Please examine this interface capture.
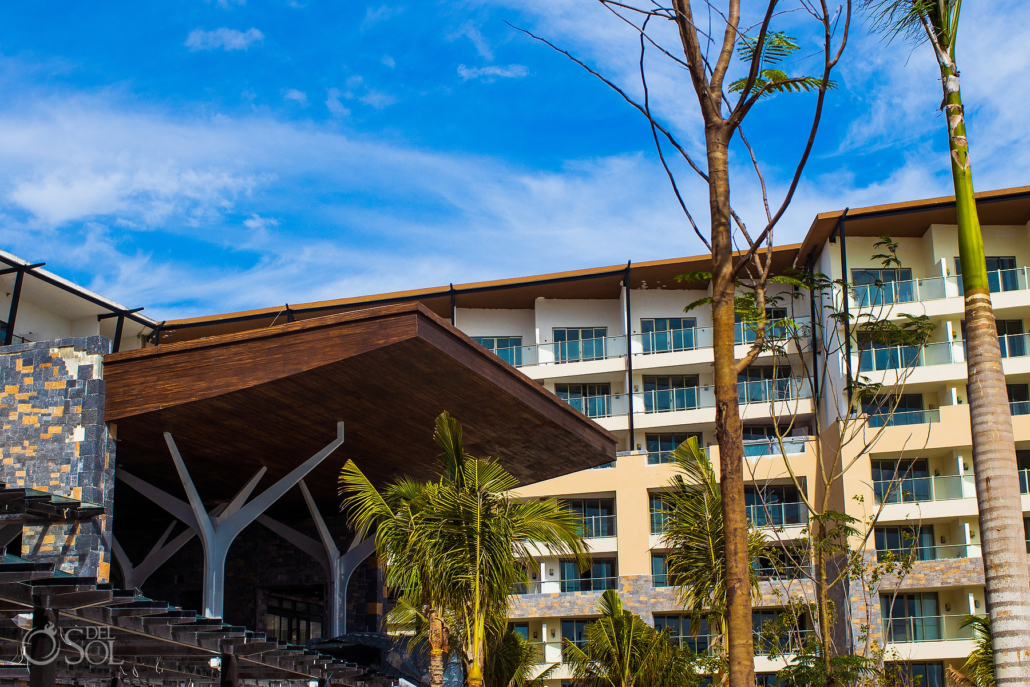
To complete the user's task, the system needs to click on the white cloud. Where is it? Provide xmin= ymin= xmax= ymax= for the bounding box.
xmin=359 ymin=90 xmax=396 ymax=109
xmin=284 ymin=89 xmax=308 ymax=106
xmin=451 ymin=23 xmax=494 ymax=61
xmin=381 ymin=55 xmax=396 ymax=68
xmin=185 ymin=27 xmax=264 ymax=52
xmin=457 ymin=64 xmax=528 ymax=81
xmin=361 ymin=6 xmax=402 ymax=30
xmin=325 ymin=88 xmax=350 ymax=116
xmin=210 ymin=0 xmax=246 ymax=8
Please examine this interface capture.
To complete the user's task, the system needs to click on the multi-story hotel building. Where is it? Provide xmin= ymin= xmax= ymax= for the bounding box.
xmin=2 ymin=186 xmax=1029 ymax=686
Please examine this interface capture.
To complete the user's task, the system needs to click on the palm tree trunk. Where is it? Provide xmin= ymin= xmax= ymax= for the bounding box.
xmin=429 ymin=608 xmax=446 ymax=687
xmin=941 ymin=63 xmax=1030 ymax=686
xmin=708 ymin=129 xmax=755 ymax=687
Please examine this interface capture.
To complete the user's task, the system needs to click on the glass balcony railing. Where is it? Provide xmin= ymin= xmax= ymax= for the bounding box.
xmin=513 ymin=581 xmax=543 ymax=595
xmin=858 ymin=341 xmax=965 ymax=372
xmin=873 ymin=474 xmax=973 ymax=504
xmin=743 ymin=437 xmax=807 ymax=457
xmin=735 ymin=318 xmax=812 ymax=345
xmin=1019 ymin=468 xmax=1030 ymax=495
xmin=884 ymin=614 xmax=979 ymax=643
xmin=559 ymin=576 xmax=619 ymax=593
xmin=737 ymin=378 xmax=813 ymax=404
xmin=1012 ymin=401 xmax=1030 ymax=418
xmin=1000 ymin=333 xmax=1030 ymax=359
xmin=652 ymin=573 xmax=669 ymax=588
xmin=484 ymin=336 xmax=628 ymax=368
xmin=851 ymin=268 xmax=1030 ymax=308
xmin=560 ymin=393 xmax=629 ymax=419
xmin=751 ymin=561 xmax=812 ymax=579
xmin=578 ymin=515 xmax=617 ymax=538
xmin=753 ymin=629 xmax=816 ymax=656
xmin=866 ymin=409 xmax=941 ymax=428
xmin=640 ymin=386 xmax=715 ymax=413
xmin=875 ymin=544 xmax=971 ymax=562
xmin=746 ymin=502 xmax=808 ymax=527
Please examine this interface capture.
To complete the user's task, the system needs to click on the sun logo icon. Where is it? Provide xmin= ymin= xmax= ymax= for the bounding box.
xmin=22 ymin=620 xmax=61 ymax=666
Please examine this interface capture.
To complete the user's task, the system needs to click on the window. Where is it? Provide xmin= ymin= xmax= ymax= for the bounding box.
xmin=561 ymin=619 xmax=590 ymax=657
xmin=753 ymin=609 xmax=809 ymax=655
xmin=852 ymin=267 xmax=915 ymax=306
xmin=880 ymin=592 xmax=941 ymax=642
xmin=1025 ymin=517 xmax=1029 ymax=554
xmin=654 ymin=615 xmax=711 ymax=653
xmin=863 ymin=394 xmax=925 ymax=427
xmin=646 ymin=432 xmax=701 ymax=464
xmin=956 ymin=256 xmax=1019 ymax=293
xmin=1008 ymin=384 xmax=1030 ymax=416
xmin=650 ymin=493 xmax=671 ymax=534
xmin=738 ymin=367 xmax=792 ymax=403
xmin=745 ymin=485 xmax=806 ymax=527
xmin=752 ymin=546 xmax=808 ymax=579
xmin=735 ymin=308 xmax=788 ymax=343
xmin=857 ymin=331 xmax=921 ymax=372
xmin=651 ymin=553 xmax=668 ymax=587
xmin=473 ymin=336 xmax=523 ymax=366
xmin=553 ymin=327 xmax=608 ymax=363
xmin=641 ymin=317 xmax=698 ymax=354
xmin=568 ymin=499 xmax=615 ymax=538
xmin=871 ymin=459 xmax=930 ymax=503
xmin=643 ymin=375 xmax=699 ymax=413
xmin=509 ymin=622 xmax=529 ymax=640
xmin=560 ymin=559 xmax=616 ymax=592
xmin=884 ymin=662 xmax=943 ymax=687
xmin=875 ymin=526 xmax=935 ymax=561
xmin=265 ymin=590 xmax=324 ymax=645
xmin=556 ymin=383 xmax=612 ymax=418
xmin=755 ymin=674 xmax=785 ymax=687
xmin=998 ymin=320 xmax=1026 ymax=358
xmin=1019 ymin=451 xmax=1030 ymax=495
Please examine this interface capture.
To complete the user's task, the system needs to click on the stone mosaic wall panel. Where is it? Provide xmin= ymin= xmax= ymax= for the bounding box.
xmin=0 ymin=337 xmax=114 ymax=581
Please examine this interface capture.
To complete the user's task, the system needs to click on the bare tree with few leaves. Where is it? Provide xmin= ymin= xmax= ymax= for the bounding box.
xmin=516 ymin=2 xmax=851 ymax=685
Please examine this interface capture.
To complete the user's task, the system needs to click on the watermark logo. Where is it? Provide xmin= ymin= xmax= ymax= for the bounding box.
xmin=19 ymin=620 xmax=123 ymax=666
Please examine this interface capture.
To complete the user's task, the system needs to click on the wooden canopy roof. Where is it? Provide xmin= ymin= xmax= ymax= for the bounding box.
xmin=104 ymin=302 xmax=616 ymax=507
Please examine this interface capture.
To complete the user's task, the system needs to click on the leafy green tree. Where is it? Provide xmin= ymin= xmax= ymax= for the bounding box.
xmin=958 ymin=614 xmax=996 ymax=687
xmin=864 ymin=2 xmax=1030 ymax=682
xmin=485 ymin=624 xmax=559 ymax=687
xmin=339 ymin=411 xmax=588 ymax=687
xmin=563 ymin=589 xmax=695 ymax=687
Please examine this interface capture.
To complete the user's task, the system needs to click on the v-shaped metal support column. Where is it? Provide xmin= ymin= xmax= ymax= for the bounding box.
xmin=119 ymin=422 xmax=344 ymax=618
xmin=257 ymin=479 xmax=374 ymax=637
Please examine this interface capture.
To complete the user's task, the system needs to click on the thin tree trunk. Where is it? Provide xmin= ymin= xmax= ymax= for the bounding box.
xmin=941 ymin=63 xmax=1030 ymax=686
xmin=813 ymin=520 xmax=833 ymax=686
xmin=429 ymin=608 xmax=446 ymax=687
xmin=708 ymin=129 xmax=755 ymax=687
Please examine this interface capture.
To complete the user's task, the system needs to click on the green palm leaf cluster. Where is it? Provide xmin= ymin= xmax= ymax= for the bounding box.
xmin=563 ymin=589 xmax=697 ymax=687
xmin=339 ymin=411 xmax=588 ymax=687
xmin=959 ymin=614 xmax=995 ymax=687
xmin=661 ymin=437 xmax=765 ymax=648
xmin=729 ymin=32 xmax=837 ymax=97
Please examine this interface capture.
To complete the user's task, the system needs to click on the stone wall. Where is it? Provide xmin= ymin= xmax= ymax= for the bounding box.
xmin=0 ymin=337 xmax=114 ymax=581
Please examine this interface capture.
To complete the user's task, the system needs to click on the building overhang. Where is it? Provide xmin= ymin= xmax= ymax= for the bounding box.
xmin=103 ymin=302 xmax=617 ymax=506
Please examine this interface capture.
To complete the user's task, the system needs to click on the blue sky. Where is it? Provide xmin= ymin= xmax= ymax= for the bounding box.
xmin=1 ymin=0 xmax=1028 ymax=319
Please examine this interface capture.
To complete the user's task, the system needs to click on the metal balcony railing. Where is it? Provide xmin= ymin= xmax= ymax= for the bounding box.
xmin=743 ymin=437 xmax=807 ymax=457
xmin=850 ymin=268 xmax=1030 ymax=307
xmin=635 ymin=318 xmax=811 ymax=356
xmin=883 ymin=614 xmax=979 ymax=643
xmin=577 ymin=515 xmax=616 ymax=539
xmin=746 ymin=502 xmax=809 ymax=527
xmin=483 ymin=335 xmax=628 ymax=368
xmin=560 ymin=393 xmax=629 ymax=419
xmin=559 ymin=576 xmax=619 ymax=593
xmin=875 ymin=544 xmax=971 ymax=562
xmin=873 ymin=474 xmax=973 ymax=504
xmin=866 ymin=408 xmax=941 ymax=428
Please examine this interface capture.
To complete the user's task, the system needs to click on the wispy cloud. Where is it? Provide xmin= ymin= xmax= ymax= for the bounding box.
xmin=361 ymin=5 xmax=402 ymax=30
xmin=284 ymin=89 xmax=308 ymax=106
xmin=451 ymin=22 xmax=494 ymax=61
xmin=325 ymin=88 xmax=350 ymax=116
xmin=381 ymin=55 xmax=396 ymax=68
xmin=457 ymin=64 xmax=527 ymax=81
xmin=185 ymin=27 xmax=264 ymax=52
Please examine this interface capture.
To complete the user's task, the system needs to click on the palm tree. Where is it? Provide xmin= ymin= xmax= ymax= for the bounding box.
xmin=960 ymin=614 xmax=996 ymax=687
xmin=563 ymin=589 xmax=692 ymax=687
xmin=485 ymin=623 xmax=559 ymax=687
xmin=661 ymin=436 xmax=764 ymax=667
xmin=339 ymin=411 xmax=588 ymax=687
xmin=864 ymin=3 xmax=1030 ymax=682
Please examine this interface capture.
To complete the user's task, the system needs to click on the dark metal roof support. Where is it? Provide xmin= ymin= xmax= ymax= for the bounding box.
xmin=450 ymin=284 xmax=456 ymax=325
xmin=623 ymin=262 xmax=635 ymax=447
xmin=112 ymin=315 xmax=125 ymax=353
xmin=838 ymin=208 xmax=853 ymax=409
xmin=806 ymin=252 xmax=821 ymax=431
xmin=4 ymin=268 xmax=25 ymax=347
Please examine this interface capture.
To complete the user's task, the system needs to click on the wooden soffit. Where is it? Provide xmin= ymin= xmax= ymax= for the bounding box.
xmin=104 ymin=303 xmax=616 ymax=505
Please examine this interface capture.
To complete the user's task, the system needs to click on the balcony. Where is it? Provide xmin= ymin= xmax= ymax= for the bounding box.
xmin=634 ymin=319 xmax=811 ymax=356
xmin=873 ymin=474 xmax=973 ymax=504
xmin=753 ymin=629 xmax=816 ymax=656
xmin=1001 ymin=333 xmax=1030 ymax=359
xmin=858 ymin=341 xmax=965 ymax=372
xmin=746 ymin=502 xmax=809 ymax=527
xmin=875 ymin=544 xmax=971 ymax=562
xmin=850 ymin=268 xmax=1030 ymax=308
xmin=884 ymin=615 xmax=978 ymax=644
xmin=578 ymin=515 xmax=617 ymax=539
xmin=559 ymin=576 xmax=618 ymax=593
xmin=640 ymin=379 xmax=812 ymax=415
xmin=560 ymin=393 xmax=629 ymax=419
xmin=483 ymin=335 xmax=627 ymax=368
xmin=743 ymin=437 xmax=807 ymax=457
xmin=866 ymin=409 xmax=941 ymax=428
